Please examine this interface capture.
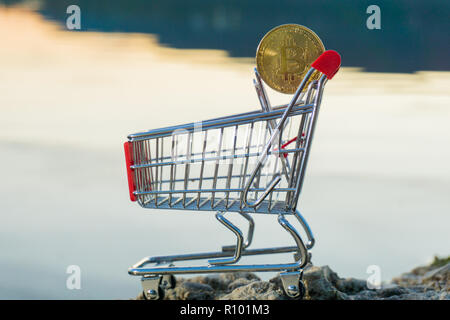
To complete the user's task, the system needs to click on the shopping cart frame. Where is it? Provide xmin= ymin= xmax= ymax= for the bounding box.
xmin=124 ymin=50 xmax=341 ymax=299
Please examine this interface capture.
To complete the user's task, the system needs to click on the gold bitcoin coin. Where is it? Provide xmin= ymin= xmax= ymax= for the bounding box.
xmin=256 ymin=24 xmax=325 ymax=94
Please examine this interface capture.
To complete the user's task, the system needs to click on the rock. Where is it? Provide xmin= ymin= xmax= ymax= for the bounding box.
xmin=220 ymin=281 xmax=283 ymax=300
xmin=423 ymin=263 xmax=449 ymax=283
xmin=227 ymin=278 xmax=255 ymax=291
xmin=392 ymin=256 xmax=450 ymax=294
xmin=134 ymin=256 xmax=450 ymax=300
xmin=302 ymin=265 xmax=349 ymax=300
xmin=164 ymin=281 xmax=215 ymax=300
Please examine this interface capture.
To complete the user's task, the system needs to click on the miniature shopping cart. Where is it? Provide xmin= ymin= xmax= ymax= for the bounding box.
xmin=124 ymin=50 xmax=341 ymax=299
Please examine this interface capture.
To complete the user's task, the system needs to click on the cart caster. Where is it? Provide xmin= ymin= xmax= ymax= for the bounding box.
xmin=283 ymin=280 xmax=305 ymax=300
xmin=141 ymin=275 xmax=166 ymax=300
xmin=280 ymin=271 xmax=305 ymax=300
xmin=141 ymin=287 xmax=165 ymax=300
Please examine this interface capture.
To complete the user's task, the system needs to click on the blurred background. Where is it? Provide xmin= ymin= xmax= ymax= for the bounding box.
xmin=0 ymin=0 xmax=449 ymax=299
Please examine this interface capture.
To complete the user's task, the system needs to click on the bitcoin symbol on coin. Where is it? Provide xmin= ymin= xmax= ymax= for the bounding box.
xmin=256 ymin=24 xmax=325 ymax=94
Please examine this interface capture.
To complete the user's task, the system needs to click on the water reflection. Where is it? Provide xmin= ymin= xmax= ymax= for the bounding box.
xmin=2 ymin=0 xmax=450 ymax=72
xmin=0 ymin=6 xmax=449 ymax=299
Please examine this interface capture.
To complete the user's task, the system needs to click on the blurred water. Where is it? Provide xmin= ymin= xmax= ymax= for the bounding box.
xmin=3 ymin=0 xmax=450 ymax=72
xmin=0 ymin=7 xmax=449 ymax=299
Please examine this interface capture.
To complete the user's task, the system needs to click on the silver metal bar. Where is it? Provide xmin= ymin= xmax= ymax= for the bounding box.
xmin=129 ymin=261 xmax=303 ymax=276
xmin=154 ymin=138 xmax=159 ymax=207
xmin=277 ymin=214 xmax=308 ymax=268
xmin=182 ymin=132 xmax=193 ymax=207
xmin=134 ymin=187 xmax=296 ymax=196
xmin=172 ymin=197 xmax=183 ymax=206
xmin=221 ymin=212 xmax=255 ymax=252
xmin=141 ymin=141 xmax=149 ymax=204
xmin=199 ymin=197 xmax=211 ymax=209
xmin=211 ymin=128 xmax=224 ymax=209
xmin=197 ymin=131 xmax=208 ymax=209
xmin=239 ymin=123 xmax=254 ymax=209
xmin=185 ymin=197 xmax=198 ymax=208
xmin=294 ymin=210 xmax=315 ymax=249
xmin=130 ymin=147 xmax=305 ymax=169
xmin=225 ymin=126 xmax=238 ymax=208
xmin=139 ymin=198 xmax=299 ymax=214
xmin=268 ymin=147 xmax=279 ymax=211
xmin=253 ymin=68 xmax=273 ymax=116
xmin=155 ymin=172 xmax=289 ymax=185
xmin=208 ymin=211 xmax=244 ymax=265
xmin=159 ymin=138 xmax=164 ymax=193
xmin=147 ymin=140 xmax=155 ymax=203
xmin=239 ymin=212 xmax=255 ymax=249
xmin=157 ymin=196 xmax=169 ymax=206
xmin=253 ymin=121 xmax=270 ymax=204
xmin=134 ymin=141 xmax=142 ymax=203
xmin=169 ymin=135 xmax=176 ymax=206
xmin=132 ymin=245 xmax=300 ymax=267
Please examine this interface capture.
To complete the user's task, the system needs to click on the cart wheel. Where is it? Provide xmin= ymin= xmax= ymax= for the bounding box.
xmin=283 ymin=280 xmax=306 ymax=300
xmin=161 ymin=274 xmax=176 ymax=289
xmin=142 ymin=286 xmax=165 ymax=300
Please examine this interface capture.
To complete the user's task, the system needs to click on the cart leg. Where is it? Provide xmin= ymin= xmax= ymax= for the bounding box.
xmin=277 ymin=214 xmax=309 ymax=268
xmin=277 ymin=214 xmax=309 ymax=299
xmin=208 ymin=211 xmax=244 ymax=265
xmin=293 ymin=210 xmax=315 ymax=249
xmin=221 ymin=211 xmax=255 ymax=252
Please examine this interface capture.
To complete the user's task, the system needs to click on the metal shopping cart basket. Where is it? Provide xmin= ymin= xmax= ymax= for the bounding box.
xmin=124 ymin=50 xmax=341 ymax=299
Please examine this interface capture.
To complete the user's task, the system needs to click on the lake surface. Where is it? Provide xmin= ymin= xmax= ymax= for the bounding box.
xmin=4 ymin=0 xmax=450 ymax=73
xmin=0 ymin=6 xmax=449 ymax=299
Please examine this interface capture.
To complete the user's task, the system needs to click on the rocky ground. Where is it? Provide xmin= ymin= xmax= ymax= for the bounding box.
xmin=135 ymin=256 xmax=449 ymax=300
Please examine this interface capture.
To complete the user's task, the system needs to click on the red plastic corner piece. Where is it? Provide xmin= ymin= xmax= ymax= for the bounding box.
xmin=311 ymin=50 xmax=341 ymax=80
xmin=124 ymin=141 xmax=137 ymax=202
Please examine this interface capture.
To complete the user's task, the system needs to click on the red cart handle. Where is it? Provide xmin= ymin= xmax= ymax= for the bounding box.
xmin=311 ymin=50 xmax=341 ymax=80
xmin=124 ymin=142 xmax=137 ymax=202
